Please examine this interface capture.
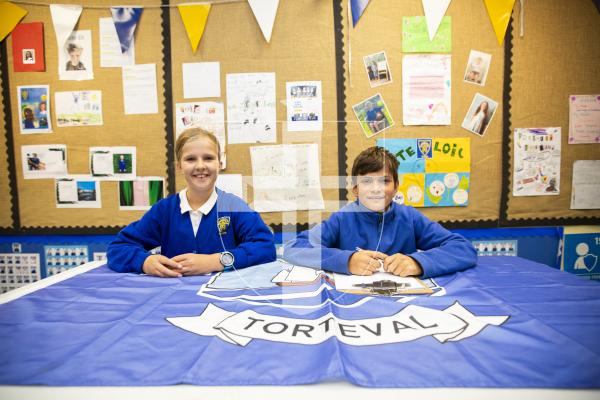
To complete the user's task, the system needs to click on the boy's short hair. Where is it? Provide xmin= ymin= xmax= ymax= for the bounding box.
xmin=67 ymin=43 xmax=82 ymax=53
xmin=175 ymin=127 xmax=221 ymax=162
xmin=351 ymin=146 xmax=399 ymax=185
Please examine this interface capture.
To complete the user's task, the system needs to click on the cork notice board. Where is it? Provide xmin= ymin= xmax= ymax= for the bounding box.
xmin=0 ymin=0 xmax=599 ymax=233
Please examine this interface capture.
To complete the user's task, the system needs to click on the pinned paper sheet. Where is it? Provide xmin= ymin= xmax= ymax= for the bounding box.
xmin=248 ymin=0 xmax=279 ymax=42
xmin=0 ymin=1 xmax=27 ymax=42
xmin=422 ymin=0 xmax=451 ymax=41
xmin=49 ymin=4 xmax=82 ymax=49
xmin=111 ymin=7 xmax=143 ymax=53
xmin=350 ymin=0 xmax=372 ymax=27
xmin=178 ymin=3 xmax=211 ymax=53
xmin=483 ymin=0 xmax=516 ymax=45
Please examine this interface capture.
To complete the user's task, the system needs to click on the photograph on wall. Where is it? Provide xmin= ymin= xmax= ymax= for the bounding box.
xmin=90 ymin=146 xmax=136 ymax=180
xmin=118 ymin=177 xmax=164 ymax=211
xmin=226 ymin=72 xmax=276 ymax=144
xmin=55 ymin=90 xmax=103 ymax=127
xmin=463 ymin=50 xmax=491 ymax=86
xmin=352 ymin=93 xmax=394 ymax=138
xmin=17 ymin=85 xmax=51 ymax=134
xmin=55 ymin=176 xmax=101 ymax=208
xmin=21 ymin=144 xmax=67 ymax=179
xmin=377 ymin=137 xmax=471 ymax=207
xmin=513 ymin=127 xmax=561 ymax=196
xmin=175 ymin=101 xmax=226 ymax=168
xmin=44 ymin=245 xmax=89 ymax=276
xmin=461 ymin=93 xmax=498 ymax=137
xmin=285 ymin=81 xmax=323 ymax=132
xmin=363 ymin=51 xmax=392 ymax=87
xmin=11 ymin=22 xmax=45 ymax=72
xmin=0 ymin=253 xmax=40 ymax=294
xmin=58 ymin=30 xmax=93 ymax=81
xmin=568 ymin=94 xmax=600 ymax=144
xmin=402 ymin=54 xmax=451 ymax=125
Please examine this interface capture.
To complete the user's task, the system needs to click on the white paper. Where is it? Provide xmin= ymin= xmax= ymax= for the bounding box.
xmin=89 ymin=146 xmax=136 ymax=181
xmin=182 ymin=62 xmax=220 ymax=99
xmin=59 ymin=30 xmax=93 ymax=81
xmin=21 ymin=145 xmax=68 ymax=179
xmin=571 ymin=160 xmax=600 ymax=209
xmin=402 ymin=54 xmax=451 ymax=125
xmin=285 ymin=265 xmax=321 ymax=282
xmin=122 ymin=64 xmax=158 ymax=115
xmin=568 ymin=94 xmax=600 ymax=144
xmin=250 ymin=143 xmax=324 ymax=212
xmin=226 ymin=73 xmax=276 ymax=144
xmin=99 ymin=17 xmax=135 ymax=67
xmin=513 ymin=127 xmax=561 ymax=196
xmin=55 ymin=175 xmax=101 ymax=208
xmin=175 ymin=101 xmax=226 ymax=168
xmin=55 ymin=91 xmax=103 ymax=127
xmin=286 ymin=81 xmax=323 ymax=132
xmin=216 ymin=174 xmax=243 ymax=200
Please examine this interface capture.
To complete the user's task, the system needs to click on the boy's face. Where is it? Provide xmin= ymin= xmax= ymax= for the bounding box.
xmin=352 ymin=167 xmax=398 ymax=212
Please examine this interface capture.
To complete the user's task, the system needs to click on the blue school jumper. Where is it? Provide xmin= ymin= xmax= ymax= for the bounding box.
xmin=283 ymin=201 xmax=477 ymax=278
xmin=108 ymin=188 xmax=276 ymax=273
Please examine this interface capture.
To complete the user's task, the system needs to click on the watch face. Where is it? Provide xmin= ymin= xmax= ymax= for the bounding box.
xmin=221 ymin=252 xmax=234 ymax=266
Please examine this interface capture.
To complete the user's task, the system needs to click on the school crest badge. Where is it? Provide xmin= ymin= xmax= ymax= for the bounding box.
xmin=217 ymin=216 xmax=231 ymax=235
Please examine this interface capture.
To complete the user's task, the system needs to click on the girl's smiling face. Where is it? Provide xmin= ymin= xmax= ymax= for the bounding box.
xmin=177 ymin=136 xmax=220 ymax=195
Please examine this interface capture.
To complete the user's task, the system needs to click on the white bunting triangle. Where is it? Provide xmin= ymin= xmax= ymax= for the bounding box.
xmin=247 ymin=0 xmax=279 ymax=43
xmin=422 ymin=0 xmax=451 ymax=41
xmin=49 ymin=4 xmax=82 ymax=49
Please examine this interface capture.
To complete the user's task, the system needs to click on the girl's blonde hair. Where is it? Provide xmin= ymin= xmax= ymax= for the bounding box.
xmin=175 ymin=127 xmax=221 ymax=162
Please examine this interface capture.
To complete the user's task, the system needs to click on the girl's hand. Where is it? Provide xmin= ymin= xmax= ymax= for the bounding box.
xmin=383 ymin=253 xmax=423 ymax=277
xmin=171 ymin=253 xmax=222 ymax=276
xmin=142 ymin=255 xmax=183 ymax=278
xmin=348 ymin=250 xmax=387 ymax=276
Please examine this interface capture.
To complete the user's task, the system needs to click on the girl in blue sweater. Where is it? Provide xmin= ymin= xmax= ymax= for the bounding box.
xmin=108 ymin=128 xmax=276 ymax=277
xmin=283 ymin=146 xmax=476 ymax=278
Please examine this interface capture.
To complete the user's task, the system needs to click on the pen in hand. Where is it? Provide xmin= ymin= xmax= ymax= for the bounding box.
xmin=355 ymin=247 xmax=385 ymax=272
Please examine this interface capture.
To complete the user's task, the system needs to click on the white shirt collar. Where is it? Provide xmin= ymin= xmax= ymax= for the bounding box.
xmin=179 ymin=188 xmax=218 ymax=215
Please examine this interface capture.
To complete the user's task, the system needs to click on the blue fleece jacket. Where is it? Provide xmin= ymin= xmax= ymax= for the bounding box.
xmin=108 ymin=188 xmax=276 ymax=273
xmin=283 ymin=201 xmax=477 ymax=278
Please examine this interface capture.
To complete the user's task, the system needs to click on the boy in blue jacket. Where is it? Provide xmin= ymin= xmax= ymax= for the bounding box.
xmin=108 ymin=128 xmax=276 ymax=277
xmin=283 ymin=146 xmax=476 ymax=278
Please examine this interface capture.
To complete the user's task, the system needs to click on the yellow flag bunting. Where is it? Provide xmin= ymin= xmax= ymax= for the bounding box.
xmin=178 ymin=3 xmax=212 ymax=53
xmin=0 ymin=1 xmax=27 ymax=42
xmin=483 ymin=0 xmax=516 ymax=45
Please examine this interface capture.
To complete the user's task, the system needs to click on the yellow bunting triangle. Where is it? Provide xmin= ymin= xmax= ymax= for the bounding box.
xmin=178 ymin=3 xmax=212 ymax=53
xmin=0 ymin=2 xmax=27 ymax=42
xmin=483 ymin=0 xmax=516 ymax=45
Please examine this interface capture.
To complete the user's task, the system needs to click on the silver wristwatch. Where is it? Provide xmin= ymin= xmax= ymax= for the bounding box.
xmin=219 ymin=251 xmax=235 ymax=271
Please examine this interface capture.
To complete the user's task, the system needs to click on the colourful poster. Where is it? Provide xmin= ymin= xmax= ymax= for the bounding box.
xmin=402 ymin=16 xmax=451 ymax=53
xmin=377 ymin=137 xmax=470 ymax=207
xmin=11 ymin=22 xmax=45 ymax=72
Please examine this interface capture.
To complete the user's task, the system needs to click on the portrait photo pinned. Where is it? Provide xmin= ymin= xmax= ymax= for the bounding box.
xmin=17 ymin=85 xmax=52 ymax=134
xmin=461 ymin=93 xmax=498 ymax=137
xmin=463 ymin=50 xmax=491 ymax=86
xmin=89 ymin=146 xmax=136 ymax=180
xmin=352 ymin=93 xmax=395 ymax=138
xmin=22 ymin=49 xmax=35 ymax=64
xmin=21 ymin=144 xmax=67 ymax=179
xmin=59 ymin=30 xmax=93 ymax=81
xmin=363 ymin=51 xmax=392 ymax=87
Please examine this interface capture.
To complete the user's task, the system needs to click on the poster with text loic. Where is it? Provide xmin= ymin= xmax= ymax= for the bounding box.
xmin=377 ymin=138 xmax=470 ymax=207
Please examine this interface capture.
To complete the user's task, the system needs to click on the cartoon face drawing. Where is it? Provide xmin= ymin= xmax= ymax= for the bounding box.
xmin=429 ymin=180 xmax=445 ymax=197
xmin=452 ymin=189 xmax=469 ymax=205
xmin=444 ymin=173 xmax=459 ymax=189
xmin=393 ymin=191 xmax=405 ymax=205
xmin=406 ymin=185 xmax=423 ymax=203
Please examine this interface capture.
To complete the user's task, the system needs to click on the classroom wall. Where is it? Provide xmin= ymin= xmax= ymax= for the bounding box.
xmin=0 ymin=0 xmax=598 ymax=234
